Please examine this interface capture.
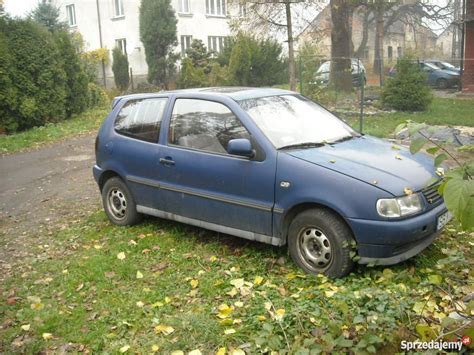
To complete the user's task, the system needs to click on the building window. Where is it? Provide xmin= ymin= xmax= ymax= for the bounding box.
xmin=113 ymin=0 xmax=124 ymax=17
xmin=387 ymin=46 xmax=393 ymax=61
xmin=208 ymin=36 xmax=227 ymax=53
xmin=397 ymin=46 xmax=402 ymax=58
xmin=116 ymin=38 xmax=127 ymax=55
xmin=239 ymin=4 xmax=247 ymax=17
xmin=66 ymin=4 xmax=76 ymax=27
xmin=181 ymin=35 xmax=192 ymax=56
xmin=206 ymin=0 xmax=226 ymax=16
xmin=178 ymin=0 xmax=191 ymax=13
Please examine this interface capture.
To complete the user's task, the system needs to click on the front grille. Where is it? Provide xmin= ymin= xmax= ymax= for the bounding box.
xmin=422 ymin=183 xmax=443 ymax=205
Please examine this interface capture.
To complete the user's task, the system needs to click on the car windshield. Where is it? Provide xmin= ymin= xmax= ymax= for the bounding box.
xmin=424 ymin=63 xmax=441 ymax=70
xmin=239 ymin=95 xmax=357 ymax=149
xmin=440 ymin=61 xmax=456 ymax=69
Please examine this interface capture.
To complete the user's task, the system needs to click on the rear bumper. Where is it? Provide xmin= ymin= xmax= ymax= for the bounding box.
xmin=347 ymin=202 xmax=447 ymax=265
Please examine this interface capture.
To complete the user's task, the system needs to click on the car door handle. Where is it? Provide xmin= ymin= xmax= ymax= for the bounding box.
xmin=159 ymin=157 xmax=175 ymax=166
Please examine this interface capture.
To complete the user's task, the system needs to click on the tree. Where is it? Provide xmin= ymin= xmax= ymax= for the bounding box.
xmin=0 ymin=17 xmax=67 ymax=132
xmin=55 ymin=31 xmax=89 ymax=116
xmin=185 ymin=39 xmax=212 ymax=74
xmin=112 ymin=47 xmax=130 ymax=91
xmin=230 ymin=0 xmax=326 ymax=91
xmin=177 ymin=58 xmax=208 ymax=89
xmin=30 ymin=1 xmax=67 ymax=32
xmin=330 ymin=0 xmax=353 ymax=92
xmin=139 ymin=0 xmax=179 ymax=88
xmin=381 ymin=56 xmax=432 ymax=111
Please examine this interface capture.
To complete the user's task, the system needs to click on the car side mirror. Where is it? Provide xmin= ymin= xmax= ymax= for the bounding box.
xmin=227 ymin=138 xmax=255 ymax=158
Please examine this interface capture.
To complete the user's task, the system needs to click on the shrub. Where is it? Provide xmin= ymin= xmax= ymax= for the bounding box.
xmin=125 ymin=82 xmax=162 ymax=94
xmin=87 ymin=82 xmax=109 ymax=108
xmin=177 ymin=58 xmax=208 ymax=89
xmin=381 ymin=57 xmax=433 ymax=111
xmin=112 ymin=47 xmax=130 ymax=91
xmin=0 ymin=17 xmax=67 ymax=132
xmin=55 ymin=31 xmax=89 ymax=117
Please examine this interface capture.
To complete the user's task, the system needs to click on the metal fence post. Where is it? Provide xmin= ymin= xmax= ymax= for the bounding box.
xmin=359 ymin=60 xmax=364 ymax=134
xmin=299 ymin=55 xmax=303 ymax=95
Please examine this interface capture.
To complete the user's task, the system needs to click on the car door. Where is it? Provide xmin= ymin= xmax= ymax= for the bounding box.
xmin=157 ymin=96 xmax=276 ymax=237
xmin=111 ymin=97 xmax=168 ymax=210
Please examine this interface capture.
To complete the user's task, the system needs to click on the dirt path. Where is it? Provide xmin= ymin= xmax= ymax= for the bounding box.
xmin=0 ymin=133 xmax=101 ymax=282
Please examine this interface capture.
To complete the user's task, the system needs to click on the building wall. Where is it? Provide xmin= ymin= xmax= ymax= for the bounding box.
xmin=55 ymin=0 xmax=233 ymax=87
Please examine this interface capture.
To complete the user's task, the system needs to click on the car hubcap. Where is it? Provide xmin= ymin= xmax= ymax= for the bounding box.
xmin=107 ymin=188 xmax=127 ymax=220
xmin=298 ymin=227 xmax=332 ymax=269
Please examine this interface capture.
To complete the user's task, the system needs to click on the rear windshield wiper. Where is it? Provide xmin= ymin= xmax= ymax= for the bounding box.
xmin=277 ymin=142 xmax=326 ymax=150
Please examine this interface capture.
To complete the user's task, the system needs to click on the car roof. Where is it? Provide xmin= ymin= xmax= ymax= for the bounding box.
xmin=113 ymin=87 xmax=295 ymax=106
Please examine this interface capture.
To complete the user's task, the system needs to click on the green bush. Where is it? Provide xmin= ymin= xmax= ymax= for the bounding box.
xmin=177 ymin=58 xmax=208 ymax=89
xmin=0 ymin=17 xmax=67 ymax=132
xmin=87 ymin=82 xmax=109 ymax=108
xmin=55 ymin=31 xmax=89 ymax=117
xmin=125 ymin=82 xmax=162 ymax=94
xmin=112 ymin=47 xmax=130 ymax=91
xmin=382 ymin=57 xmax=433 ymax=111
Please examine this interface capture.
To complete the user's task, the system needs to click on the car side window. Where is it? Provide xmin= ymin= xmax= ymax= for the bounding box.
xmin=169 ymin=99 xmax=251 ymax=155
xmin=114 ymin=98 xmax=167 ymax=143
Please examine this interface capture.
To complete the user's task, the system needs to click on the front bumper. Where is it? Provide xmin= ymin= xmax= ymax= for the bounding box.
xmin=92 ymin=164 xmax=104 ymax=185
xmin=347 ymin=202 xmax=448 ymax=265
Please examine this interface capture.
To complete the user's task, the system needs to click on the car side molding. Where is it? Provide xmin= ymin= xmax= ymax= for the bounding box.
xmin=136 ymin=205 xmax=285 ymax=246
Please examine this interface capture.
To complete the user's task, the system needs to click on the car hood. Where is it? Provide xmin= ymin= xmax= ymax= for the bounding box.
xmin=440 ymin=69 xmax=460 ymax=76
xmin=286 ymin=136 xmax=440 ymax=196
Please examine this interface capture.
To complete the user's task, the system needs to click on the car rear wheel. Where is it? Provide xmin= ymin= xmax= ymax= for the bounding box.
xmin=437 ymin=78 xmax=448 ymax=89
xmin=288 ymin=208 xmax=355 ymax=278
xmin=102 ymin=177 xmax=142 ymax=226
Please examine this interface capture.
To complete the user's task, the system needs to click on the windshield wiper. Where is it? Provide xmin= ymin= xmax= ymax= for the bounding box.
xmin=277 ymin=142 xmax=326 ymax=150
xmin=328 ymin=135 xmax=357 ymax=145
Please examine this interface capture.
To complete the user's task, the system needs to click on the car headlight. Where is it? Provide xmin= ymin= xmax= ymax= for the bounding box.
xmin=376 ymin=193 xmax=423 ymax=218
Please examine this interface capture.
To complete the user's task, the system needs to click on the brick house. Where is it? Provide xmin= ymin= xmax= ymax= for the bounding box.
xmin=462 ymin=0 xmax=474 ymax=93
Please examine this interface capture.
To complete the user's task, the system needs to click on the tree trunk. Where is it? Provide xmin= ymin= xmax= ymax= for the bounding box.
xmin=330 ymin=0 xmax=353 ymax=92
xmin=285 ymin=2 xmax=296 ymax=91
xmin=373 ymin=4 xmax=384 ymax=81
xmin=354 ymin=8 xmax=371 ymax=58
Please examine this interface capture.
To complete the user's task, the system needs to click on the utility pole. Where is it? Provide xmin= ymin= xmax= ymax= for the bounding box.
xmin=96 ymin=0 xmax=106 ymax=88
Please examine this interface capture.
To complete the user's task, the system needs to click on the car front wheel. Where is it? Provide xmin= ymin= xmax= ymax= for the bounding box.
xmin=437 ymin=78 xmax=448 ymax=89
xmin=288 ymin=208 xmax=355 ymax=278
xmin=102 ymin=177 xmax=142 ymax=226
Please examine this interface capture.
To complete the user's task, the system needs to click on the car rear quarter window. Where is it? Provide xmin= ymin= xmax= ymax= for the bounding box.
xmin=114 ymin=98 xmax=167 ymax=143
xmin=169 ymin=99 xmax=250 ymax=154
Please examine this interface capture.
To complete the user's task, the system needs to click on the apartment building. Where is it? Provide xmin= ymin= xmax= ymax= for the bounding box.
xmin=55 ymin=0 xmax=239 ymax=87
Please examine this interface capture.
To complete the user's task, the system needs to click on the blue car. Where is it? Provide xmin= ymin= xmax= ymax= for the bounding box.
xmin=94 ymin=88 xmax=450 ymax=278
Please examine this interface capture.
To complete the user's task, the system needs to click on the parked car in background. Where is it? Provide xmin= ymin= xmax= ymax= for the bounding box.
xmin=315 ymin=59 xmax=366 ymax=87
xmin=389 ymin=61 xmax=460 ymax=89
xmin=424 ymin=60 xmax=460 ymax=74
xmin=94 ymin=87 xmax=450 ymax=278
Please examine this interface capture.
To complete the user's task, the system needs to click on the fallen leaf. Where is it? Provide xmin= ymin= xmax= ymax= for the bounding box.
xmin=224 ymin=328 xmax=236 ymax=335
xmin=21 ymin=324 xmax=30 ymax=331
xmin=151 ymin=344 xmax=159 ymax=352
xmin=136 ymin=271 xmax=144 ymax=279
xmin=93 ymin=244 xmax=102 ymax=250
xmin=76 ymin=283 xmax=84 ymax=292
xmin=188 ymin=350 xmax=202 ymax=355
xmin=155 ymin=324 xmax=175 ymax=335
xmin=234 ymin=301 xmax=244 ymax=308
xmin=217 ymin=304 xmax=233 ymax=319
xmin=171 ymin=351 xmax=184 ymax=355
xmin=209 ymin=256 xmax=218 ymax=262
xmin=230 ymin=278 xmax=244 ymax=288
xmin=231 ymin=350 xmax=245 ymax=355
xmin=216 ymin=348 xmax=226 ymax=355
xmin=329 ymin=160 xmax=336 ymax=164
xmin=117 ymin=252 xmax=126 ymax=260
xmin=190 ymin=279 xmax=199 ymax=289
xmin=119 ymin=345 xmax=130 ymax=353
xmin=395 ymin=154 xmax=402 ymax=160
xmin=136 ymin=301 xmax=144 ymax=308
xmin=42 ymin=333 xmax=53 ymax=340
xmin=404 ymin=187 xmax=413 ymax=195
xmin=258 ymin=315 xmax=266 ymax=321
xmin=254 ymin=276 xmax=264 ymax=285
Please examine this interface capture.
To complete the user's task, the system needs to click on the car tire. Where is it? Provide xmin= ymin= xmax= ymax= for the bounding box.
xmin=437 ymin=78 xmax=448 ymax=89
xmin=102 ymin=177 xmax=142 ymax=226
xmin=288 ymin=208 xmax=355 ymax=278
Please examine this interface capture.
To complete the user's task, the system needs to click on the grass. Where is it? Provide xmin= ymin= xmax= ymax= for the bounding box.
xmin=346 ymin=97 xmax=474 ymax=138
xmin=0 ymin=107 xmax=109 ymax=154
xmin=1 ymin=211 xmax=472 ymax=353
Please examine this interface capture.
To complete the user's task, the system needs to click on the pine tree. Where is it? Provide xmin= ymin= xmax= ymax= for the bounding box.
xmin=112 ymin=47 xmax=130 ymax=91
xmin=139 ymin=0 xmax=178 ymax=88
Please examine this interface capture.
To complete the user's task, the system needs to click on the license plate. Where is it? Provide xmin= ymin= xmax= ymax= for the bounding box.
xmin=437 ymin=211 xmax=453 ymax=231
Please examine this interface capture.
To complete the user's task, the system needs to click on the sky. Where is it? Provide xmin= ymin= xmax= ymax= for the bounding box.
xmin=4 ymin=0 xmax=41 ymax=17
